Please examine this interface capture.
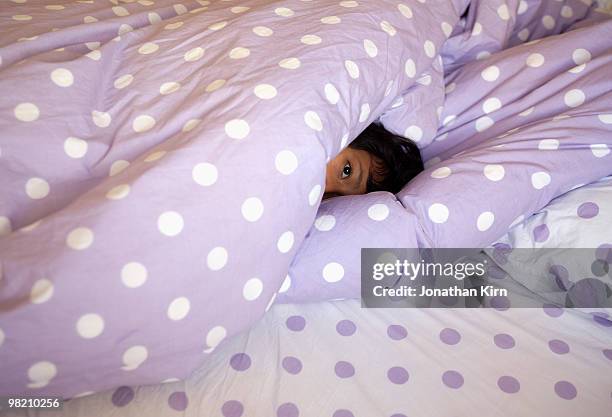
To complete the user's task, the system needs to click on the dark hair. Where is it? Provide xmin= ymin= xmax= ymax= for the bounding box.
xmin=348 ymin=123 xmax=423 ymax=194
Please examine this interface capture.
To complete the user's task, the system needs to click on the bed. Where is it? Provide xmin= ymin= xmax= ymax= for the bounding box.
xmin=0 ymin=0 xmax=611 ymax=415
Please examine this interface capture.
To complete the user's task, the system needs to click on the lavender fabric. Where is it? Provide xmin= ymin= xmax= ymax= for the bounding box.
xmin=0 ymin=0 xmax=466 ymax=397
xmin=280 ymin=9 xmax=612 ymax=302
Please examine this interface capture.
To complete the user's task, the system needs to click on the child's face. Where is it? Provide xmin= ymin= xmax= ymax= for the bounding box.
xmin=324 ymin=147 xmax=378 ymax=198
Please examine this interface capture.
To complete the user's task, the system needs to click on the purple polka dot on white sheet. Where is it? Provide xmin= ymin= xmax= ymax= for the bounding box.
xmin=222 ymin=400 xmax=244 ymax=417
xmin=277 ymin=402 xmax=299 ymax=417
xmin=333 ymin=410 xmax=355 ymax=417
xmin=335 ymin=361 xmax=355 ymax=378
xmin=548 ymin=339 xmax=570 ymax=354
xmin=168 ymin=391 xmax=188 ymax=411
xmin=442 ymin=370 xmax=464 ymax=389
xmin=230 ymin=353 xmax=251 ymax=371
xmin=282 ymin=356 xmax=303 ymax=374
xmin=577 ymin=202 xmax=599 ymax=218
xmin=554 ymin=381 xmax=577 ymax=400
xmin=439 ymin=328 xmax=461 ymax=345
xmin=543 ymin=304 xmax=564 ymax=317
xmin=533 ymin=224 xmax=549 ymax=242
xmin=491 ymin=295 xmax=510 ymax=310
xmin=603 ymin=349 xmax=612 ymax=360
xmin=111 ymin=386 xmax=134 ymax=407
xmin=336 ymin=319 xmax=356 ymax=336
xmin=595 ymin=244 xmax=612 ymax=263
xmin=390 ymin=414 xmax=407 ymax=417
xmin=387 ymin=366 xmax=409 ymax=384
xmin=494 ymin=333 xmax=515 ymax=349
xmin=387 ymin=324 xmax=407 ymax=340
xmin=591 ymin=312 xmax=612 ymax=327
xmin=286 ymin=315 xmax=306 ymax=331
xmin=498 ymin=376 xmax=520 ymax=393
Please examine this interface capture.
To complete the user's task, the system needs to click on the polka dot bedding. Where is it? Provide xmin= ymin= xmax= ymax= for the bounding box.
xmin=0 ymin=0 xmax=466 ymax=398
xmin=4 ymin=301 xmax=612 ymax=416
xmin=283 ymin=10 xmax=612 ymax=303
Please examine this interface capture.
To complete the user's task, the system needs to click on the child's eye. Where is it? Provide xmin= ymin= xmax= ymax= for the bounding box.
xmin=341 ymin=162 xmax=352 ymax=179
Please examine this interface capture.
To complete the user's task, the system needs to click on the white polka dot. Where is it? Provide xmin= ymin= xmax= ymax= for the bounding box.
xmin=481 ymin=65 xmax=500 ymax=82
xmin=385 ymin=80 xmax=394 ymax=97
xmin=50 ymin=68 xmax=73 ymax=87
xmin=345 ymin=60 xmax=359 ymax=79
xmin=0 ymin=216 xmax=11 ymax=237
xmin=304 ymin=111 xmax=323 ymax=131
xmin=279 ymin=57 xmax=301 ymax=69
xmin=321 ymin=16 xmax=341 ymax=24
xmin=277 ymin=231 xmax=294 ymax=253
xmin=207 ymin=246 xmax=228 ymax=271
xmin=526 ymin=53 xmax=545 ymax=68
xmin=14 ymin=102 xmax=39 ymax=122
xmin=542 ymin=15 xmax=555 ymax=30
xmin=275 ymin=7 xmax=294 ymax=17
xmin=109 ymin=160 xmax=129 ymax=176
xmin=591 ymin=144 xmax=610 ymax=158
xmin=363 ymin=39 xmax=378 ymax=57
xmin=279 ymin=275 xmax=291 ymax=293
xmin=482 ymin=97 xmax=502 ymax=114
xmin=325 ymin=83 xmax=340 ymax=104
xmin=114 ymin=74 xmax=133 ymax=89
xmin=66 ymin=227 xmax=94 ymax=250
xmin=253 ymin=84 xmax=277 ymax=100
xmin=63 ymin=137 xmax=88 ymax=159
xmin=253 ymin=26 xmax=273 ymax=36
xmin=160 ymin=82 xmax=180 ymax=95
xmin=46 ymin=4 xmax=65 ymax=10
xmin=517 ymin=0 xmax=528 ymax=14
xmin=340 ymin=0 xmax=359 ymax=7
xmin=418 ymin=75 xmax=432 ymax=86
xmin=121 ymin=262 xmax=148 ymax=288
xmin=231 ymin=6 xmax=249 ymax=13
xmin=472 ymin=22 xmax=482 ymax=36
xmin=192 ymin=162 xmax=218 ymax=186
xmin=476 ymin=51 xmax=491 ymax=61
xmin=315 ymin=214 xmax=336 ymax=231
xmin=561 ymin=5 xmax=573 ymax=18
xmin=380 ymin=20 xmax=396 ymax=36
xmin=275 ymin=150 xmax=298 ymax=175
xmin=113 ymin=6 xmax=130 ymax=16
xmin=598 ymin=114 xmax=612 ymax=124
xmin=431 ymin=166 xmax=451 ymax=179
xmin=398 ymin=3 xmax=413 ymax=18
xmin=538 ymin=139 xmax=559 ymax=150
xmin=323 ymin=262 xmax=344 ymax=282
xmin=229 ymin=47 xmax=250 ymax=59
xmin=428 ymin=203 xmax=449 ymax=223
xmin=359 ymin=103 xmax=370 ymax=123
xmin=518 ymin=28 xmax=530 ymax=41
xmin=208 ymin=21 xmax=227 ymax=31
xmin=475 ymin=116 xmax=494 ymax=132
xmin=118 ymin=23 xmax=133 ymax=35
xmin=308 ymin=184 xmax=322 ymax=206
xmin=184 ymin=47 xmax=204 ymax=61
xmin=519 ymin=106 xmax=535 ymax=116
xmin=301 ymin=34 xmax=321 ymax=45
xmin=225 ymin=119 xmax=250 ymax=139
xmin=132 ymin=115 xmax=156 ymax=133
xmin=477 ymin=211 xmax=495 ymax=231
xmin=25 ymin=178 xmax=49 ymax=200
xmin=445 ymin=82 xmax=456 ymax=94
xmin=92 ymin=110 xmax=111 ymax=127
xmin=122 ymin=345 xmax=148 ymax=370
xmin=76 ymin=313 xmax=104 ymax=339
xmin=27 ymin=361 xmax=57 ymax=388
xmin=167 ymin=297 xmax=190 ymax=320
xmin=404 ymin=125 xmax=423 ymax=142
xmin=243 ymin=278 xmax=263 ymax=300
xmin=531 ymin=171 xmax=551 ymax=189
xmin=564 ymin=89 xmax=585 ymax=108
xmin=405 ymin=59 xmax=416 ymax=78
xmin=106 ymin=184 xmax=130 ymax=200
xmin=138 ymin=42 xmax=159 ymax=54
xmin=30 ymin=279 xmax=54 ymax=304
xmin=572 ymin=48 xmax=591 ymax=65
xmin=241 ymin=197 xmax=264 ymax=222
xmin=497 ymin=4 xmax=510 ymax=20
xmin=368 ymin=204 xmax=389 ymax=221
xmin=391 ymin=97 xmax=404 ymax=109
xmin=86 ymin=50 xmax=101 ymax=60
xmin=148 ymin=12 xmax=161 ymax=24
xmin=206 ymin=79 xmax=225 ymax=92
xmin=441 ymin=21 xmax=453 ymax=37
xmin=0 ymin=328 xmax=4 ymax=347
xmin=443 ymin=115 xmax=456 ymax=126
xmin=144 ymin=150 xmax=166 ymax=162
xmin=157 ymin=211 xmax=184 ymax=236
xmin=424 ymin=40 xmax=436 ymax=58
xmin=13 ymin=15 xmax=32 ymax=21
xmin=204 ymin=326 xmax=227 ymax=352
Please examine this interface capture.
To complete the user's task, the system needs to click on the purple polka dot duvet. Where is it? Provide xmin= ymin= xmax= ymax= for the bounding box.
xmin=0 ymin=0 xmax=611 ymax=407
